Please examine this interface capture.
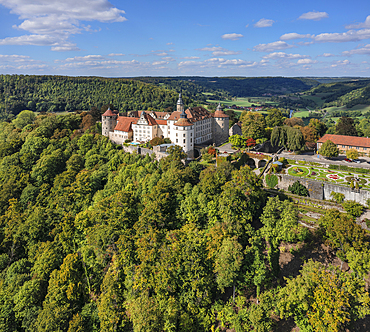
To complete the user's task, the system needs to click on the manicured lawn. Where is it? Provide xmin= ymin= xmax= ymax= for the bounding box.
xmin=285 ymin=163 xmax=370 ymax=189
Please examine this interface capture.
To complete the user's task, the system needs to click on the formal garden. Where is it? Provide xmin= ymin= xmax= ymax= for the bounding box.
xmin=285 ymin=163 xmax=370 ymax=189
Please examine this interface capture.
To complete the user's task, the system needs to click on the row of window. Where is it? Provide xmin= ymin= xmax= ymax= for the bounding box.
xmin=342 ymin=145 xmax=367 ymax=150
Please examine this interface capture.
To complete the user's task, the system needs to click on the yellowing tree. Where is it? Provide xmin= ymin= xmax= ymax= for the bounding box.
xmin=346 ymin=148 xmax=359 ymax=160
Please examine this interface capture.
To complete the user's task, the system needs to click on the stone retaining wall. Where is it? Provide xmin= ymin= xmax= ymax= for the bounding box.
xmin=270 ymin=174 xmax=370 ymax=205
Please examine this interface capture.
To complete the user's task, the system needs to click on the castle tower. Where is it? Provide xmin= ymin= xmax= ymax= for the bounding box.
xmin=102 ymin=107 xmax=118 ymax=137
xmin=177 ymin=93 xmax=184 ymax=112
xmin=213 ymin=103 xmax=229 ymax=146
xmin=172 ymin=108 xmax=194 ymax=159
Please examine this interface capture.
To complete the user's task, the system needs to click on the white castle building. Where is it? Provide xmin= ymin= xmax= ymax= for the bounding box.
xmin=102 ymin=93 xmax=229 ymax=158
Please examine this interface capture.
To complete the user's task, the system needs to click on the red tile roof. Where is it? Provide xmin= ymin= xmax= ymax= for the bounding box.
xmin=317 ymin=134 xmax=370 ymax=148
xmin=102 ymin=108 xmax=117 ymax=116
xmin=144 ymin=113 xmax=158 ymax=126
xmin=156 ymin=119 xmax=168 ymax=125
xmin=114 ymin=117 xmax=138 ymax=132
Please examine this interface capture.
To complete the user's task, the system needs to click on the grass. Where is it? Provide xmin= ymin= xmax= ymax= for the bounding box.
xmin=293 ymin=110 xmax=310 ymax=118
xmin=301 ymin=95 xmax=326 ymax=107
xmin=207 ymin=97 xmax=278 ymax=108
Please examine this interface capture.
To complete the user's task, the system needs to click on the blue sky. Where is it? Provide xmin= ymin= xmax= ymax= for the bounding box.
xmin=0 ymin=0 xmax=370 ymax=77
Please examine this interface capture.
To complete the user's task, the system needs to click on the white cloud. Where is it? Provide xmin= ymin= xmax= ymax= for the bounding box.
xmin=162 ymin=56 xmax=175 ymax=62
xmin=108 ymin=53 xmax=125 ymax=56
xmin=298 ymin=11 xmax=328 ymax=21
xmin=263 ymin=52 xmax=310 ymax=59
xmin=297 ymin=59 xmax=317 ymax=64
xmin=197 ymin=46 xmax=241 ymax=56
xmin=0 ymin=0 xmax=126 ymax=51
xmin=254 ymin=18 xmax=274 ymax=28
xmin=178 ymin=57 xmax=257 ymax=69
xmin=345 ymin=16 xmax=370 ymax=29
xmin=342 ymin=44 xmax=370 ymax=55
xmin=63 ymin=55 xmax=105 ymax=62
xmin=318 ymin=53 xmax=335 ymax=57
xmin=221 ymin=33 xmax=243 ymax=40
xmin=152 ymin=61 xmax=168 ymax=66
xmin=280 ymin=33 xmax=312 ymax=40
xmin=331 ymin=59 xmax=350 ymax=67
xmin=254 ymin=41 xmax=293 ymax=52
xmin=181 ymin=56 xmax=200 ymax=59
xmin=313 ymin=29 xmax=370 ymax=42
xmin=0 ymin=53 xmax=48 ymax=71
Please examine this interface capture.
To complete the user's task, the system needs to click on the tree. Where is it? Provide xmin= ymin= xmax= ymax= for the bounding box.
xmin=245 ymin=137 xmax=256 ymax=151
xmin=265 ymin=108 xmax=285 ymax=127
xmin=229 ymin=134 xmax=246 ymax=149
xmin=318 ymin=140 xmax=339 ymax=158
xmin=288 ymin=181 xmax=309 ymax=196
xmin=319 ymin=209 xmax=366 ymax=263
xmin=12 ymin=110 xmax=36 ymax=129
xmin=309 ymin=118 xmax=327 ymax=136
xmin=346 ymin=148 xmax=359 ymax=160
xmin=335 ymin=116 xmax=358 ymax=136
xmin=277 ymin=260 xmax=370 ymax=332
xmin=300 ymin=126 xmax=318 ymax=143
xmin=284 ymin=117 xmax=304 ymax=127
xmin=240 ymin=111 xmax=266 ymax=140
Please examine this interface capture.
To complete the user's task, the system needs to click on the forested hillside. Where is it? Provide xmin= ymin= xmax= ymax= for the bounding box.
xmin=0 ymin=111 xmax=369 ymax=331
xmin=133 ymin=76 xmax=319 ymax=98
xmin=0 ymin=75 xmax=193 ymax=120
xmin=310 ymin=80 xmax=370 ymax=108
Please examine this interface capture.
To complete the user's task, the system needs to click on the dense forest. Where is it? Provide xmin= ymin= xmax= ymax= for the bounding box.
xmin=133 ymin=76 xmax=319 ymax=98
xmin=0 ymin=110 xmax=369 ymax=331
xmin=309 ymin=80 xmax=370 ymax=108
xmin=0 ymin=75 xmax=195 ymax=120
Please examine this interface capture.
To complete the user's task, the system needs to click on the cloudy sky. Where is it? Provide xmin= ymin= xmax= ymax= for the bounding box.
xmin=0 ymin=0 xmax=370 ymax=77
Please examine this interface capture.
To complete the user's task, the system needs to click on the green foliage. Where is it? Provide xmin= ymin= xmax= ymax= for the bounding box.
xmin=12 ymin=110 xmax=36 ymax=129
xmin=342 ymin=200 xmax=364 ymax=218
xmin=318 ymin=140 xmax=339 ymax=158
xmin=277 ymin=260 xmax=370 ymax=332
xmin=288 ymin=181 xmax=309 ymax=196
xmin=330 ymin=191 xmax=345 ymax=203
xmin=346 ymin=148 xmax=359 ymax=160
xmin=271 ymin=126 xmax=305 ymax=151
xmin=240 ymin=111 xmax=266 ymax=140
xmin=265 ymin=174 xmax=278 ymax=188
xmin=335 ymin=116 xmax=358 ymax=136
xmin=228 ymin=134 xmax=246 ymax=148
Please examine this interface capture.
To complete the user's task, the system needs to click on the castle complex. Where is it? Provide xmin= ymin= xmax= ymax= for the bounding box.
xmin=102 ymin=93 xmax=229 ymax=158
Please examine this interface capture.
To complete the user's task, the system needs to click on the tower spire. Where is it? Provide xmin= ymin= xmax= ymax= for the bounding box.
xmin=177 ymin=92 xmax=184 ymax=112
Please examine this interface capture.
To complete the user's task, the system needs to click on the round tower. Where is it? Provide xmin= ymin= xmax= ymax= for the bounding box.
xmin=102 ymin=107 xmax=118 ymax=137
xmin=213 ymin=103 xmax=229 ymax=146
xmin=173 ymin=108 xmax=194 ymax=159
xmin=177 ymin=93 xmax=184 ymax=112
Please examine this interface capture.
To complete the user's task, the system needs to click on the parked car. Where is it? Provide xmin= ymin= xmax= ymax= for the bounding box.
xmin=344 ymin=158 xmax=352 ymax=162
xmin=353 ymin=159 xmax=361 ymax=163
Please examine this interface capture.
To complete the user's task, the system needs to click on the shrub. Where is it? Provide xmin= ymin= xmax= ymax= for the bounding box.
xmin=342 ymin=200 xmax=364 ymax=218
xmin=330 ymin=191 xmax=345 ymax=203
xmin=288 ymin=181 xmax=309 ymax=197
xmin=265 ymin=174 xmax=278 ymax=189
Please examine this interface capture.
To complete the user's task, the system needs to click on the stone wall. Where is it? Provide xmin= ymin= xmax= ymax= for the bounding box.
xmin=121 ymin=145 xmax=168 ymax=161
xmin=272 ymin=174 xmax=370 ymax=204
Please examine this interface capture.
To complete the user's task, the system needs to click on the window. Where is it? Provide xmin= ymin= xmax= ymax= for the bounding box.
xmin=342 ymin=145 xmax=346 ymax=148
xmin=183 ymin=133 xmax=185 ymax=137
xmin=190 ymin=138 xmax=192 ymax=143
xmin=191 ymin=133 xmax=192 ymax=137
xmin=176 ymin=133 xmax=178 ymax=137
xmin=183 ymin=139 xmax=186 ymax=143
xmin=176 ymin=127 xmax=178 ymax=130
xmin=176 ymin=139 xmax=178 ymax=143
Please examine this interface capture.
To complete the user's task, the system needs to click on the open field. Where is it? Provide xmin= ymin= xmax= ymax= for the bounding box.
xmin=207 ymin=97 xmax=278 ymax=107
xmin=323 ymin=104 xmax=370 ymax=114
xmin=301 ymin=95 xmax=326 ymax=107
xmin=293 ymin=110 xmax=310 ymax=118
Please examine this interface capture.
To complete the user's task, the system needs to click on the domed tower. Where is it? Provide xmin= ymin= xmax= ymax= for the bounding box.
xmin=213 ymin=103 xmax=229 ymax=146
xmin=102 ymin=107 xmax=118 ymax=137
xmin=173 ymin=108 xmax=194 ymax=159
xmin=177 ymin=93 xmax=184 ymax=112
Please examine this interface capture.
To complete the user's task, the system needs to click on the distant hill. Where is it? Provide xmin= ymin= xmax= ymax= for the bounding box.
xmin=309 ymin=80 xmax=370 ymax=108
xmin=133 ymin=76 xmax=320 ymax=98
xmin=0 ymin=75 xmax=192 ymax=118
